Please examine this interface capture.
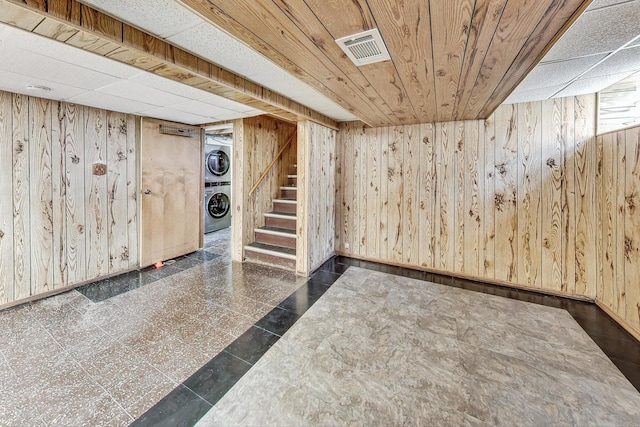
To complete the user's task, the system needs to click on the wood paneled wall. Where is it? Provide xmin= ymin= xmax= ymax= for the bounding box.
xmin=232 ymin=116 xmax=296 ymax=262
xmin=336 ymin=95 xmax=597 ymax=298
xmin=596 ymin=125 xmax=640 ymax=339
xmin=296 ymin=121 xmax=336 ymax=275
xmin=0 ymin=90 xmax=138 ymax=307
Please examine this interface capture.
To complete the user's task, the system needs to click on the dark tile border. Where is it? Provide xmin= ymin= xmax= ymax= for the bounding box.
xmin=133 ymin=255 xmax=640 ymax=426
xmin=77 ymin=251 xmax=220 ymax=303
xmin=132 ymin=266 xmax=335 ymax=426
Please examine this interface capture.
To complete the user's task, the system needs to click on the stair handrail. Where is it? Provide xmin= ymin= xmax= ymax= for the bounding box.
xmin=248 ymin=129 xmax=297 ymax=197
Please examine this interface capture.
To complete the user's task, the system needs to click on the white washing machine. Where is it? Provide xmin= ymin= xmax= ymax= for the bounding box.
xmin=204 ymin=182 xmax=231 ymax=233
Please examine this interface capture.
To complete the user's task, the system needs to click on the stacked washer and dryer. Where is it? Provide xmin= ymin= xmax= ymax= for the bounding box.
xmin=204 ymin=135 xmax=232 ymax=233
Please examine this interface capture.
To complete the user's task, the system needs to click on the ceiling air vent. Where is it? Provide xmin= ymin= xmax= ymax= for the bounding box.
xmin=335 ymin=28 xmax=391 ymax=66
xmin=159 ymin=124 xmax=196 ymax=138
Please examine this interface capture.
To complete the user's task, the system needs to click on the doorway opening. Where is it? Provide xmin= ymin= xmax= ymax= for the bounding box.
xmin=203 ymin=123 xmax=234 ymax=249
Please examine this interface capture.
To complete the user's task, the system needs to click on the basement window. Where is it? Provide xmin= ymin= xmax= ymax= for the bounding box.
xmin=598 ymin=70 xmax=640 ymax=134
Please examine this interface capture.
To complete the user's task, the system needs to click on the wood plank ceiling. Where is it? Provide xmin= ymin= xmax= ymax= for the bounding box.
xmin=176 ymin=0 xmax=592 ymax=126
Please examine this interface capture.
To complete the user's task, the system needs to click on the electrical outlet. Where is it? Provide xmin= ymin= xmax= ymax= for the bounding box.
xmin=92 ymin=162 xmax=107 ymax=176
xmin=344 ymin=242 xmax=350 ymax=249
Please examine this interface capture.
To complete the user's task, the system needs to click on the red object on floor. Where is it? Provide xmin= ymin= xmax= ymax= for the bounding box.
xmin=154 ymin=261 xmax=164 ymax=268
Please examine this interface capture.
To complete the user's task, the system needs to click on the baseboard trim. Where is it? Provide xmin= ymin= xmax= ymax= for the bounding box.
xmin=596 ymin=300 xmax=640 ymax=342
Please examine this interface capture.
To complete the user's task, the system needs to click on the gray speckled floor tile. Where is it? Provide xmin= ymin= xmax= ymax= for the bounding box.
xmin=0 ymin=230 xmax=311 ymax=426
xmin=200 ymin=267 xmax=640 ymax=427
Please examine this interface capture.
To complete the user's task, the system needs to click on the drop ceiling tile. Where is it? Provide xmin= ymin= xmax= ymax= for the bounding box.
xmin=211 ymin=110 xmax=262 ymax=121
xmin=503 ymin=85 xmax=567 ymax=105
xmin=580 ymin=46 xmax=640 ymax=79
xmin=96 ymin=80 xmax=189 ymax=106
xmin=247 ymin=61 xmax=322 ymax=98
xmin=0 ymin=46 xmax=120 ymax=90
xmin=0 ymin=69 xmax=87 ymax=101
xmin=78 ymin=0 xmax=203 ymax=39
xmin=68 ymin=91 xmax=156 ymax=114
xmin=169 ymin=100 xmax=238 ymax=118
xmin=543 ymin=1 xmax=640 ymax=61
xmin=0 ymin=23 xmax=12 ymax=41
xmin=516 ymin=54 xmax=607 ymax=92
xmin=313 ymin=108 xmax=358 ymax=122
xmin=7 ymin=27 xmax=139 ymax=79
xmin=554 ymin=71 xmax=637 ymax=98
xmin=129 ymin=72 xmax=211 ymax=100
xmin=138 ymin=107 xmax=212 ymax=125
xmin=167 ymin=22 xmax=274 ymax=77
xmin=167 ymin=22 xmax=354 ymax=121
xmin=587 ymin=0 xmax=638 ymax=11
xmin=197 ymin=94 xmax=261 ymax=113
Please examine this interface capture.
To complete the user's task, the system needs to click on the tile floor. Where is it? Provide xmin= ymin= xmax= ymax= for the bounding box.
xmin=199 ymin=266 xmax=640 ymax=426
xmin=0 ymin=229 xmax=306 ymax=426
xmin=2 ymin=228 xmax=640 ymax=426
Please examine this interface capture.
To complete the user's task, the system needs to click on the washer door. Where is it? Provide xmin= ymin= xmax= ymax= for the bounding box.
xmin=206 ymin=150 xmax=230 ymax=176
xmin=208 ymin=192 xmax=230 ymax=219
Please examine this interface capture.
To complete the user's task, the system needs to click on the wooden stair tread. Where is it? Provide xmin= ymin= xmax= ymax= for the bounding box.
xmin=245 ymin=242 xmax=296 ymax=259
xmin=255 ymin=226 xmax=296 ymax=236
xmin=264 ymin=211 xmax=296 ymax=218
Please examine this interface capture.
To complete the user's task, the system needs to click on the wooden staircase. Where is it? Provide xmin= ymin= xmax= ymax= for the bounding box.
xmin=244 ymin=174 xmax=298 ymax=270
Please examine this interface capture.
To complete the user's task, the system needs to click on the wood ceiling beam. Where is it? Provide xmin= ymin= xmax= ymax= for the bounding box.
xmin=0 ymin=0 xmax=339 ymax=130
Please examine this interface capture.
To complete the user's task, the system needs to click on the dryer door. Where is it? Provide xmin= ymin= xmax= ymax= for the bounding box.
xmin=206 ymin=150 xmax=230 ymax=176
xmin=208 ymin=192 xmax=231 ymax=218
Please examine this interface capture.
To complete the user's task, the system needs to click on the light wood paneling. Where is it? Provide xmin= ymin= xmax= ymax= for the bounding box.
xmin=64 ymin=102 xmax=86 ymax=285
xmin=107 ymin=112 xmax=130 ymax=272
xmin=541 ymin=99 xmax=563 ymax=292
xmin=29 ymin=97 xmax=54 ymax=295
xmin=483 ymin=114 xmax=496 ymax=278
xmin=517 ymin=101 xmax=542 ymax=288
xmin=388 ymin=126 xmax=404 ymax=263
xmin=336 ymin=95 xmax=597 ymax=299
xmin=418 ymin=123 xmax=436 ymax=270
xmin=403 ymin=124 xmax=419 ymax=265
xmin=378 ymin=126 xmax=389 ymax=261
xmin=454 ymin=122 xmax=466 ymax=273
xmin=624 ymin=127 xmax=640 ymax=333
xmin=464 ymin=120 xmax=483 ymax=276
xmin=493 ymin=104 xmax=518 ymax=283
xmin=51 ymin=102 xmax=67 ymax=288
xmin=231 ymin=118 xmax=245 ymax=262
xmin=0 ymin=90 xmax=139 ymax=308
xmin=231 ymin=116 xmax=297 ymax=262
xmin=562 ymin=96 xmax=576 ymax=295
xmin=297 ymin=120 xmax=336 ymax=275
xmin=597 ymin=125 xmax=640 ymax=339
xmin=126 ymin=116 xmax=139 ymax=268
xmin=84 ymin=107 xmax=108 ymax=279
xmin=437 ymin=122 xmax=455 ymax=271
xmin=12 ymin=94 xmax=31 ymax=300
xmin=0 ymin=91 xmax=14 ymax=304
xmin=574 ymin=95 xmax=597 ymax=297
